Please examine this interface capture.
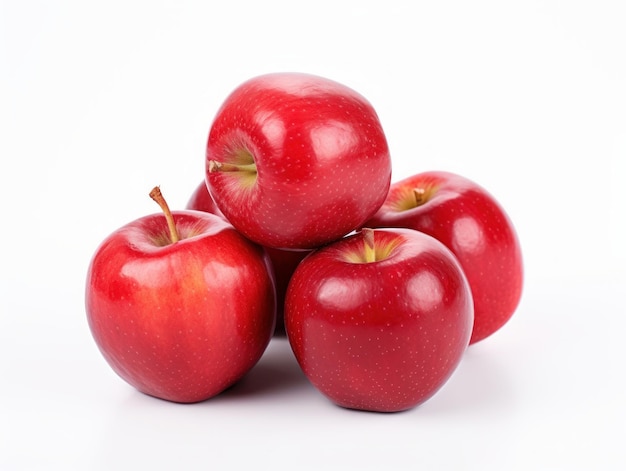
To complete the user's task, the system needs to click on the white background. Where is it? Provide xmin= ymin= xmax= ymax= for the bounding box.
xmin=1 ymin=1 xmax=625 ymax=469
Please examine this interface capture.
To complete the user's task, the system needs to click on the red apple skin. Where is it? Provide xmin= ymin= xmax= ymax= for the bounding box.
xmin=85 ymin=211 xmax=276 ymax=403
xmin=186 ymin=181 xmax=311 ymax=335
xmin=264 ymin=246 xmax=310 ymax=335
xmin=284 ymin=228 xmax=473 ymax=413
xmin=364 ymin=171 xmax=523 ymax=344
xmin=206 ymin=72 xmax=392 ymax=250
xmin=186 ymin=180 xmax=224 ymax=218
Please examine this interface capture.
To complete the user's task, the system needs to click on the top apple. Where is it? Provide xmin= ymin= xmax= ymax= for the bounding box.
xmin=205 ymin=72 xmax=392 ymax=250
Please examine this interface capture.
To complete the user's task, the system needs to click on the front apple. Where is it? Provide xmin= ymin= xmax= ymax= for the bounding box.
xmin=86 ymin=188 xmax=276 ymax=403
xmin=365 ymin=171 xmax=523 ymax=344
xmin=206 ymin=72 xmax=392 ymax=250
xmin=284 ymin=228 xmax=473 ymax=413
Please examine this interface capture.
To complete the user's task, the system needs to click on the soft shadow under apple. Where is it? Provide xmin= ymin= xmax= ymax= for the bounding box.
xmin=418 ymin=342 xmax=519 ymax=417
xmin=211 ymin=337 xmax=312 ymax=401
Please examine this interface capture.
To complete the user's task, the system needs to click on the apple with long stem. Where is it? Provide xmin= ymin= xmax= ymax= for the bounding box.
xmin=205 ymin=72 xmax=392 ymax=250
xmin=364 ymin=171 xmax=523 ymax=344
xmin=85 ymin=187 xmax=276 ymax=403
xmin=186 ymin=181 xmax=309 ymax=335
xmin=285 ymin=228 xmax=474 ymax=413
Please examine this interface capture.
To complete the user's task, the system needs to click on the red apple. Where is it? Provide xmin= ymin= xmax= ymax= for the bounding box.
xmin=205 ymin=72 xmax=392 ymax=250
xmin=86 ymin=187 xmax=276 ymax=403
xmin=264 ymin=246 xmax=310 ymax=335
xmin=284 ymin=228 xmax=473 ymax=413
xmin=186 ymin=180 xmax=224 ymax=218
xmin=186 ymin=181 xmax=310 ymax=335
xmin=365 ymin=171 xmax=523 ymax=344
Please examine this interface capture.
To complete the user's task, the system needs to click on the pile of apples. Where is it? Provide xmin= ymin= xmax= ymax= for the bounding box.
xmin=86 ymin=73 xmax=523 ymax=413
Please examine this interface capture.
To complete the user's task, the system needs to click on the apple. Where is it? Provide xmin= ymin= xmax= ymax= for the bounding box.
xmin=186 ymin=181 xmax=310 ymax=335
xmin=85 ymin=187 xmax=276 ymax=403
xmin=264 ymin=246 xmax=310 ymax=335
xmin=205 ymin=72 xmax=392 ymax=250
xmin=284 ymin=228 xmax=473 ymax=413
xmin=186 ymin=180 xmax=224 ymax=218
xmin=364 ymin=171 xmax=523 ymax=344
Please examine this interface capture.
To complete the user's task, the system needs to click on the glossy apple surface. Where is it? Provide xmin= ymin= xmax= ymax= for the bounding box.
xmin=186 ymin=180 xmax=224 ymax=218
xmin=365 ymin=171 xmax=523 ymax=344
xmin=264 ymin=246 xmax=310 ymax=334
xmin=186 ymin=181 xmax=310 ymax=335
xmin=285 ymin=228 xmax=473 ymax=413
xmin=205 ymin=72 xmax=392 ymax=250
xmin=85 ymin=209 xmax=276 ymax=403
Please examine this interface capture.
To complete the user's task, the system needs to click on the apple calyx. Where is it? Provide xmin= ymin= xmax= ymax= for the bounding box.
xmin=149 ymin=186 xmax=180 ymax=244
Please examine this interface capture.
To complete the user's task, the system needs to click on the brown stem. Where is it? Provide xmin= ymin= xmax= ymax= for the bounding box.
xmin=413 ymin=188 xmax=427 ymax=206
xmin=208 ymin=160 xmax=257 ymax=173
xmin=362 ymin=228 xmax=376 ymax=263
xmin=149 ymin=186 xmax=180 ymax=244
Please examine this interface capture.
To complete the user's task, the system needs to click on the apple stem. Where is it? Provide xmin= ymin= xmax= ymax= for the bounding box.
xmin=363 ymin=228 xmax=377 ymax=263
xmin=149 ymin=186 xmax=180 ymax=244
xmin=413 ymin=188 xmax=426 ymax=206
xmin=208 ymin=160 xmax=257 ymax=173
